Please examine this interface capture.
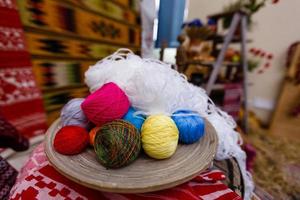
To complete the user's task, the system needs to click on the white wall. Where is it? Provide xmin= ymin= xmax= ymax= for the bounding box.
xmin=187 ymin=0 xmax=300 ymax=123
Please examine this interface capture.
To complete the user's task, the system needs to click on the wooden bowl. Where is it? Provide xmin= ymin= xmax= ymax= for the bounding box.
xmin=45 ymin=119 xmax=218 ymax=193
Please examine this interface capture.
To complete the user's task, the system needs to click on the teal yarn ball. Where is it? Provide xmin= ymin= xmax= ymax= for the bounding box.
xmin=122 ymin=107 xmax=145 ymax=131
xmin=171 ymin=110 xmax=205 ymax=144
xmin=94 ymin=120 xmax=141 ymax=169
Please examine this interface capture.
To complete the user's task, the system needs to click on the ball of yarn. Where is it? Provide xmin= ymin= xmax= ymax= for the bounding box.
xmin=81 ymin=82 xmax=130 ymax=126
xmin=54 ymin=126 xmax=89 ymax=155
xmin=141 ymin=115 xmax=179 ymax=159
xmin=94 ymin=120 xmax=141 ymax=168
xmin=171 ymin=110 xmax=205 ymax=144
xmin=122 ymin=107 xmax=145 ymax=131
xmin=61 ymin=98 xmax=90 ymax=129
xmin=89 ymin=126 xmax=100 ymax=146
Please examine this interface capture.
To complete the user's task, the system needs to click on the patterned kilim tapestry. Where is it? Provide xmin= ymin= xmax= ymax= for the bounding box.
xmin=17 ymin=0 xmax=141 ymax=125
xmin=0 ymin=0 xmax=47 ymax=137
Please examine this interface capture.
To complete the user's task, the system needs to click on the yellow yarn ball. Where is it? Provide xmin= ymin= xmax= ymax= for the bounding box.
xmin=141 ymin=115 xmax=179 ymax=159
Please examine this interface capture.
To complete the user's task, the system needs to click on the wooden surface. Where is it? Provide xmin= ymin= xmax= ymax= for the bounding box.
xmin=45 ymin=119 xmax=218 ymax=193
xmin=287 ymin=44 xmax=300 ymax=79
xmin=270 ymin=44 xmax=300 ymax=140
xmin=270 ymin=82 xmax=300 ymax=140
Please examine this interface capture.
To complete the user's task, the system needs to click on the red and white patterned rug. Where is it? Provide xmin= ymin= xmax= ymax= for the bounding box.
xmin=0 ymin=0 xmax=47 ymax=138
xmin=10 ymin=144 xmax=242 ymax=200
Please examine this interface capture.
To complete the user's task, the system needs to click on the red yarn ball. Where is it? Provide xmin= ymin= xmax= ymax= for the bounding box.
xmin=54 ymin=126 xmax=89 ymax=155
xmin=81 ymin=82 xmax=130 ymax=126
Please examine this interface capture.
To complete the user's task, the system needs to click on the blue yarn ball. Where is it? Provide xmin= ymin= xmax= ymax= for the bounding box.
xmin=122 ymin=107 xmax=145 ymax=131
xmin=171 ymin=110 xmax=205 ymax=144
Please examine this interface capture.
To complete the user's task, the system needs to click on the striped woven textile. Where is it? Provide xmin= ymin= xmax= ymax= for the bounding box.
xmin=18 ymin=0 xmax=141 ymax=47
xmin=10 ymin=144 xmax=242 ymax=200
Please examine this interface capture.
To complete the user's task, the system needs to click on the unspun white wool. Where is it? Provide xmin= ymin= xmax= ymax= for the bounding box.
xmin=85 ymin=49 xmax=254 ymax=200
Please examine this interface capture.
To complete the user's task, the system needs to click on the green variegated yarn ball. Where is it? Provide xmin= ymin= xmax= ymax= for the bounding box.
xmin=94 ymin=120 xmax=141 ymax=169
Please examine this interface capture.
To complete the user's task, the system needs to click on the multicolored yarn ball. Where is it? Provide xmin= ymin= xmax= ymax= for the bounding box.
xmin=171 ymin=110 xmax=205 ymax=144
xmin=89 ymin=126 xmax=100 ymax=146
xmin=81 ymin=82 xmax=130 ymax=126
xmin=122 ymin=107 xmax=145 ymax=131
xmin=53 ymin=126 xmax=89 ymax=155
xmin=94 ymin=120 xmax=141 ymax=169
xmin=61 ymin=98 xmax=90 ymax=130
xmin=141 ymin=115 xmax=179 ymax=159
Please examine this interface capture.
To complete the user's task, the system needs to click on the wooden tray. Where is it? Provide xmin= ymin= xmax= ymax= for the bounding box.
xmin=45 ymin=119 xmax=218 ymax=193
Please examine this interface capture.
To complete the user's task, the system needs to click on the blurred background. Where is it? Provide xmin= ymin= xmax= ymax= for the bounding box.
xmin=0 ymin=0 xmax=299 ymax=199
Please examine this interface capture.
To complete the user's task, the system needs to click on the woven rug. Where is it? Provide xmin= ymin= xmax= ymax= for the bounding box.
xmin=0 ymin=0 xmax=47 ymax=138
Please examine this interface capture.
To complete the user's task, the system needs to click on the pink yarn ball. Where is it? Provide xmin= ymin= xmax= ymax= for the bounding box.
xmin=81 ymin=82 xmax=130 ymax=126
